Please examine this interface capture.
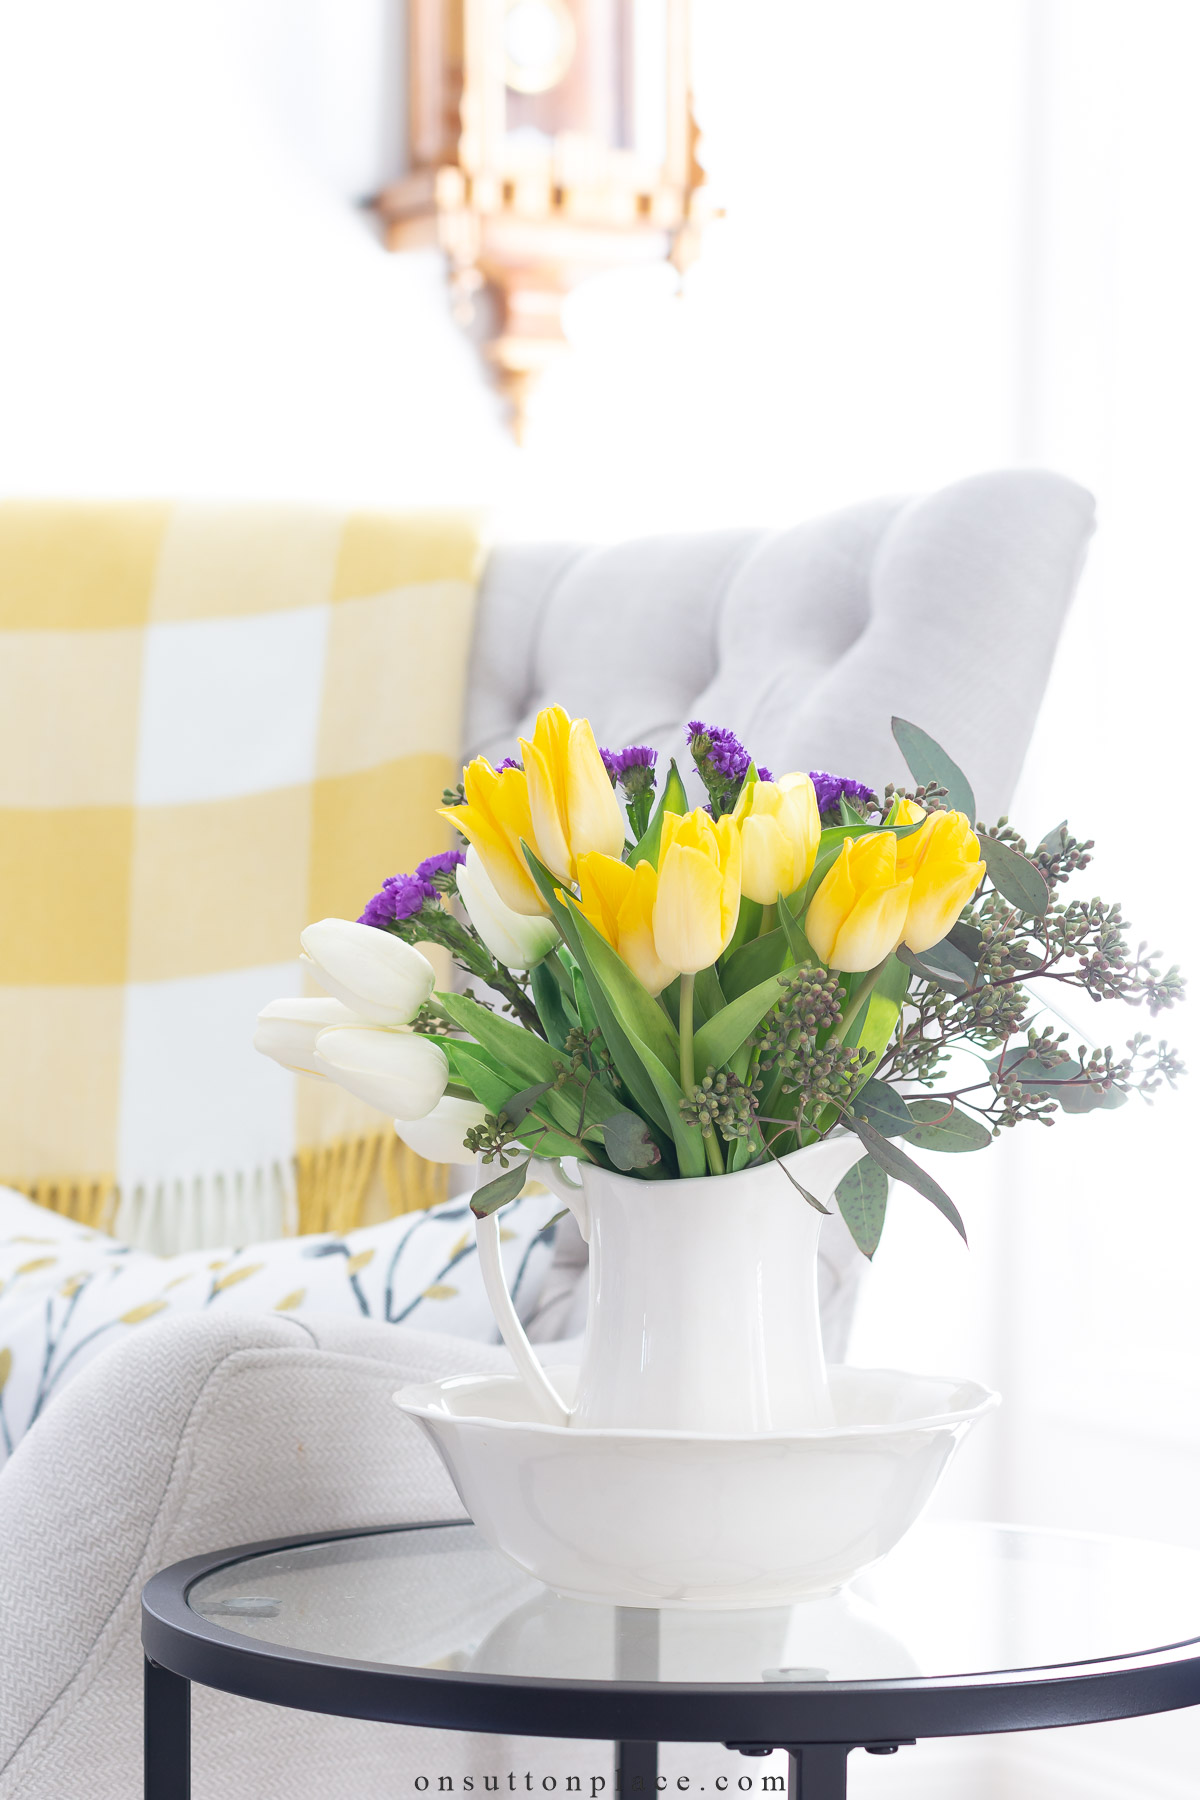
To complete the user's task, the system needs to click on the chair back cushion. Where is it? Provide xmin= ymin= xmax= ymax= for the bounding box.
xmin=464 ymin=470 xmax=1095 ymax=824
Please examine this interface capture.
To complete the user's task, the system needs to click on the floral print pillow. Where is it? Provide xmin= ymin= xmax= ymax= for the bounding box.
xmin=0 ymin=1186 xmax=558 ymax=1470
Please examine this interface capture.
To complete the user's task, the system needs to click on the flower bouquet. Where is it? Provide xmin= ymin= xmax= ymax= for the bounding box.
xmin=256 ymin=706 xmax=1184 ymax=1605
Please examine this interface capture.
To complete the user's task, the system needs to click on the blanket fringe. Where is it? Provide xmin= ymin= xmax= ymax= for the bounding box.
xmin=4 ymin=1135 xmax=448 ymax=1249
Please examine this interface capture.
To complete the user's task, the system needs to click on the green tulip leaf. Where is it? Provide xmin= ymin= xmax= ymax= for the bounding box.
xmin=840 ymin=956 xmax=911 ymax=1081
xmin=776 ymin=895 xmax=817 ymax=966
xmin=902 ymin=1099 xmax=992 ymax=1151
xmin=891 ymin=717 xmax=977 ymax=821
xmin=629 ymin=757 xmax=689 ymax=868
xmin=848 ymin=1077 xmax=916 ymax=1137
xmin=530 ymin=959 xmax=575 ymax=1051
xmin=724 ymin=897 xmax=764 ymax=957
xmin=721 ymin=925 xmax=789 ymax=999
xmin=844 ymin=1112 xmax=968 ymax=1243
xmin=693 ymin=969 xmax=790 ymax=1075
xmin=602 ymin=1109 xmax=663 ymax=1171
xmin=694 ymin=963 xmax=728 ymax=1027
xmin=470 ymin=1157 xmax=532 ymax=1219
xmin=835 ymin=1156 xmax=889 ymax=1259
xmin=978 ymin=834 xmax=1051 ymax=917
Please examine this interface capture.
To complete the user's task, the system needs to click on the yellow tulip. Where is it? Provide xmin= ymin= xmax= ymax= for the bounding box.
xmin=652 ymin=808 xmax=742 ymax=974
xmin=890 ymin=796 xmax=927 ymax=827
xmin=438 ymin=759 xmax=548 ymax=917
xmin=897 ymin=810 xmax=985 ymax=953
xmin=576 ymin=852 xmax=678 ymax=997
xmin=734 ymin=773 xmax=821 ymax=905
xmin=519 ymin=705 xmax=626 ymax=885
xmin=805 ymin=832 xmax=913 ymax=973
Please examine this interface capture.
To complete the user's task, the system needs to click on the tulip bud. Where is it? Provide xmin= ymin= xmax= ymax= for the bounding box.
xmin=254 ymin=996 xmax=362 ymax=1077
xmin=439 ymin=758 xmax=549 ymax=918
xmin=393 ymin=1095 xmax=488 ymax=1165
xmin=898 ymin=810 xmax=985 ymax=953
xmin=576 ymin=851 xmax=678 ymax=997
xmin=735 ymin=773 xmax=821 ymax=905
xmin=300 ymin=918 xmax=435 ymax=1025
xmin=519 ymin=705 xmax=626 ymax=884
xmin=457 ymin=848 xmax=559 ymax=969
xmin=313 ymin=1026 xmax=449 ymax=1120
xmin=805 ymin=833 xmax=913 ymax=972
xmin=652 ymin=808 xmax=742 ymax=974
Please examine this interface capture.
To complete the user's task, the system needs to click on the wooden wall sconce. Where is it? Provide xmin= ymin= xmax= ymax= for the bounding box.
xmin=375 ymin=0 xmax=712 ymax=440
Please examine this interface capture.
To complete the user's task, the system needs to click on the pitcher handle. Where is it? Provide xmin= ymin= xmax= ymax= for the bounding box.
xmin=474 ymin=1159 xmax=585 ymax=1430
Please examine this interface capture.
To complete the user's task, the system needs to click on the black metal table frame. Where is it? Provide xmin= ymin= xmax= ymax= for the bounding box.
xmin=141 ymin=1521 xmax=1200 ymax=1800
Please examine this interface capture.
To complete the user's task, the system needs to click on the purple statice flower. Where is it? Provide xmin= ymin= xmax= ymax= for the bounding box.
xmin=756 ymin=764 xmax=775 ymax=784
xmin=358 ymin=872 xmax=437 ymax=928
xmin=809 ymin=770 xmax=875 ymax=816
xmin=497 ymin=756 xmax=523 ymax=773
xmin=688 ymin=720 xmax=752 ymax=784
xmin=416 ymin=850 xmax=466 ymax=881
xmin=602 ymin=743 xmax=658 ymax=800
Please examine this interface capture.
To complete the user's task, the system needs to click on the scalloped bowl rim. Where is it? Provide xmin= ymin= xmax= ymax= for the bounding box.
xmin=393 ymin=1364 xmax=1001 ymax=1441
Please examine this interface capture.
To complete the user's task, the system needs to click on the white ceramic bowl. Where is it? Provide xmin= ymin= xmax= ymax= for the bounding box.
xmin=394 ymin=1366 xmax=998 ymax=1610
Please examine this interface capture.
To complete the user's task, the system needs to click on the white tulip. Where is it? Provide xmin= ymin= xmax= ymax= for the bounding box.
xmin=313 ymin=1026 xmax=449 ymax=1120
xmin=457 ymin=848 xmax=560 ymax=970
xmin=254 ymin=996 xmax=362 ymax=1077
xmin=300 ymin=918 xmax=435 ymax=1025
xmin=394 ymin=1095 xmax=488 ymax=1166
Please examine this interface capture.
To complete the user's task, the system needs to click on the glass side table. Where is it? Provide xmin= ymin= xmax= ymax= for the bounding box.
xmin=141 ymin=1519 xmax=1200 ymax=1800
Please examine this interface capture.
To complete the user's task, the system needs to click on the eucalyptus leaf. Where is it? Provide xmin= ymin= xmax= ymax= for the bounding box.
xmin=835 ymin=1157 xmax=889 ymax=1259
xmin=891 ymin=717 xmax=977 ymax=821
xmin=602 ymin=1109 xmax=662 ymax=1171
xmin=1036 ymin=820 xmax=1068 ymax=860
xmin=948 ymin=921 xmax=984 ymax=958
xmin=987 ymin=1049 xmax=1127 ymax=1114
xmin=978 ymin=834 xmax=1051 ymax=917
xmin=503 ymin=1080 xmax=556 ymax=1127
xmin=896 ymin=939 xmax=975 ymax=995
xmin=470 ymin=1157 xmax=531 ymax=1218
xmin=772 ymin=1153 xmax=831 ymax=1214
xmin=849 ymin=1078 xmax=916 ymax=1137
xmin=844 ymin=1113 xmax=968 ymax=1243
xmin=903 ymin=1099 xmax=992 ymax=1151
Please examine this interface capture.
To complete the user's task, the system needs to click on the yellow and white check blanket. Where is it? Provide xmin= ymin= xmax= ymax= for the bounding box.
xmin=0 ymin=502 xmax=481 ymax=1245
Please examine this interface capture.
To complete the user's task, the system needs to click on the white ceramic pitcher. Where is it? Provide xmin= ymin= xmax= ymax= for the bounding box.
xmin=475 ymin=1133 xmax=866 ymax=1434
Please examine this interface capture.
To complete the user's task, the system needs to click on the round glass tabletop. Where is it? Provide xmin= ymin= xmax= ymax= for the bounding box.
xmin=185 ymin=1520 xmax=1200 ymax=1690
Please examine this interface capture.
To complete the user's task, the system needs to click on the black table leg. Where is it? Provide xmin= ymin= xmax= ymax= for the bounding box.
xmin=787 ymin=1746 xmax=848 ymax=1800
xmin=144 ymin=1657 xmax=190 ymax=1800
xmin=616 ymin=1739 xmax=659 ymax=1792
xmin=614 ymin=1608 xmax=660 ymax=1790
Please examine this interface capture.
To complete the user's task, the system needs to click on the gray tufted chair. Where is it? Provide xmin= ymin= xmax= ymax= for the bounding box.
xmin=0 ymin=469 xmax=1095 ymax=1800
